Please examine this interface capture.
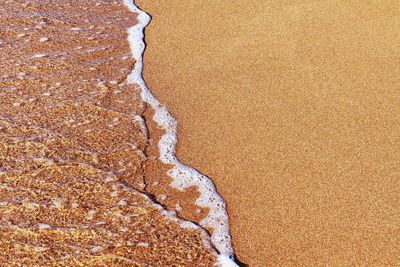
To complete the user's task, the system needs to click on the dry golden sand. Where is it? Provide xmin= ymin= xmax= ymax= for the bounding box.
xmin=137 ymin=0 xmax=400 ymax=266
xmin=0 ymin=0 xmax=217 ymax=266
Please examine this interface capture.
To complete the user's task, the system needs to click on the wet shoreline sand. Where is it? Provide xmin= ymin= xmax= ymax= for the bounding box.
xmin=138 ymin=0 xmax=400 ymax=266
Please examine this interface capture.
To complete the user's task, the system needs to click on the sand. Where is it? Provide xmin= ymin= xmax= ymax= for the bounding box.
xmin=137 ymin=0 xmax=400 ymax=266
xmin=0 ymin=0 xmax=218 ymax=265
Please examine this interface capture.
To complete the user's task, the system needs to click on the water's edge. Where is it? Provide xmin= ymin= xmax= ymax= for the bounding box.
xmin=122 ymin=0 xmax=240 ymax=266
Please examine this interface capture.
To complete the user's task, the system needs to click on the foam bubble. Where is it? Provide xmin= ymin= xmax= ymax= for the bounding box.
xmin=122 ymin=1 xmax=237 ymax=265
xmin=216 ymin=254 xmax=240 ymax=267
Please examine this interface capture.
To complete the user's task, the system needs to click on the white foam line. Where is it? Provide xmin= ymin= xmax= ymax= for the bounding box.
xmin=122 ymin=1 xmax=237 ymax=266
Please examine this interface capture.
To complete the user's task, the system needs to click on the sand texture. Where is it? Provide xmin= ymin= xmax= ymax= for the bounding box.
xmin=0 ymin=0 xmax=218 ymax=266
xmin=137 ymin=0 xmax=400 ymax=266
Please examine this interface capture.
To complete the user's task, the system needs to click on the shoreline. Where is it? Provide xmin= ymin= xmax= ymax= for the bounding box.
xmin=123 ymin=1 xmax=236 ymax=261
xmin=0 ymin=0 xmax=227 ymax=265
xmin=124 ymin=0 xmax=236 ymax=266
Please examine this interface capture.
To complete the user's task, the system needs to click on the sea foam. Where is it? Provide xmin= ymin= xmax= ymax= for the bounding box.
xmin=123 ymin=0 xmax=237 ymax=265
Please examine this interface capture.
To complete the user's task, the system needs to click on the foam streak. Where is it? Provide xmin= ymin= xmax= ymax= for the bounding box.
xmin=123 ymin=0 xmax=237 ymax=265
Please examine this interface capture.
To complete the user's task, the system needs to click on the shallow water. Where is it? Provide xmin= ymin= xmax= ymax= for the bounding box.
xmin=0 ymin=0 xmax=232 ymax=265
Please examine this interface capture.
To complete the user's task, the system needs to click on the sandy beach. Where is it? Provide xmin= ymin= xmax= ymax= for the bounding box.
xmin=137 ymin=0 xmax=400 ymax=266
xmin=0 ymin=1 xmax=221 ymax=265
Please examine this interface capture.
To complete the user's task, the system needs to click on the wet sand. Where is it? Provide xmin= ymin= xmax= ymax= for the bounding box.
xmin=137 ymin=0 xmax=400 ymax=266
xmin=0 ymin=0 xmax=217 ymax=265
